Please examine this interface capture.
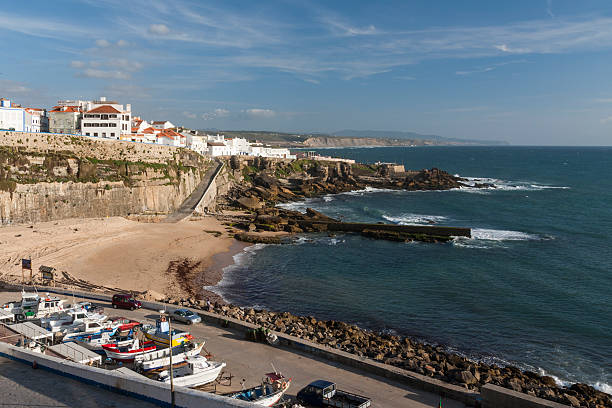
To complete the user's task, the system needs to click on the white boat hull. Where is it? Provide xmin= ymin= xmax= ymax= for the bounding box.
xmin=135 ymin=343 xmax=204 ymax=371
xmin=159 ymin=361 xmax=225 ymax=388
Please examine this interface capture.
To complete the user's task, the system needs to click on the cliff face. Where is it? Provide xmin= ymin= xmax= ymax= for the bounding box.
xmin=0 ymin=172 xmax=201 ymax=225
xmin=0 ymin=132 xmax=210 ymax=225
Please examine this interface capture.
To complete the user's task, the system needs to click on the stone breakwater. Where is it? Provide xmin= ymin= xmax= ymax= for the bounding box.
xmin=164 ymin=296 xmax=609 ymax=408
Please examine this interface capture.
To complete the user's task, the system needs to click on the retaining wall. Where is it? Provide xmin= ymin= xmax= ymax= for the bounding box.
xmin=302 ymin=221 xmax=472 ymax=238
xmin=481 ymin=384 xmax=570 ymax=408
xmin=0 ymin=341 xmax=253 ymax=407
xmin=194 ymin=161 xmax=233 ymax=214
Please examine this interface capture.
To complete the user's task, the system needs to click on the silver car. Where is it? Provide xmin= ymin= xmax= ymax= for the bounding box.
xmin=170 ymin=308 xmax=202 ymax=325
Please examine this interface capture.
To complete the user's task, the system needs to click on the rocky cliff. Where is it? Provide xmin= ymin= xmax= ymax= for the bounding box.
xmin=0 ymin=133 xmax=210 ymax=225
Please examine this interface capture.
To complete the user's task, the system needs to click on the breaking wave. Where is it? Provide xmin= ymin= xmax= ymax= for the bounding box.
xmin=383 ymin=213 xmax=449 ymax=225
xmin=456 ymin=176 xmax=571 ymax=192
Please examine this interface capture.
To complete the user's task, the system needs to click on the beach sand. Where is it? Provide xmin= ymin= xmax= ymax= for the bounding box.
xmin=0 ymin=216 xmax=240 ymax=301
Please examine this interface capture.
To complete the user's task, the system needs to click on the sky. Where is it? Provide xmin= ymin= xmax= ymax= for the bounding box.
xmin=2 ymin=1 xmax=612 ymax=145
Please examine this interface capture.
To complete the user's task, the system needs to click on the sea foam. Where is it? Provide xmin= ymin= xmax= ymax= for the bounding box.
xmin=383 ymin=213 xmax=449 ymax=225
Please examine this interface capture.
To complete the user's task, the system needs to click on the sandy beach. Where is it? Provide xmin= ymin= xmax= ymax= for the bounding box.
xmin=0 ymin=216 xmax=241 ymax=302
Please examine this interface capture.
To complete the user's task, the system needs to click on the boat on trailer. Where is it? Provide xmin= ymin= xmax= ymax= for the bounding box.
xmin=154 ymin=355 xmax=225 ymax=388
xmin=102 ymin=338 xmax=156 ymax=362
xmin=142 ymin=316 xmax=193 ymax=347
xmin=134 ymin=341 xmax=205 ymax=372
xmin=224 ymin=372 xmax=291 ymax=406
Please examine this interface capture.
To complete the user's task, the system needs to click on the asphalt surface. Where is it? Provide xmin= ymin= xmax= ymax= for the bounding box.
xmin=0 ymin=291 xmax=467 ymax=408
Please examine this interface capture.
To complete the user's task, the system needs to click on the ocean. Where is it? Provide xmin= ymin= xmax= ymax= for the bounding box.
xmin=208 ymin=146 xmax=612 ymax=393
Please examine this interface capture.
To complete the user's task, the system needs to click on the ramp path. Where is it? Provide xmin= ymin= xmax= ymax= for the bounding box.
xmin=164 ymin=159 xmax=224 ymax=223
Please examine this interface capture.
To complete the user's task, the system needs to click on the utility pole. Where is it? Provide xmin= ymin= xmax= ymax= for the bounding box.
xmin=161 ymin=310 xmax=175 ymax=408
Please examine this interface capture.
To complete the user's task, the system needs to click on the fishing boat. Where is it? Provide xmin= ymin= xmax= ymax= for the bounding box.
xmin=102 ymin=338 xmax=156 ymax=362
xmin=72 ymin=331 xmax=133 ymax=351
xmin=2 ymin=290 xmax=66 ymax=321
xmin=224 ymin=373 xmax=291 ymax=406
xmin=155 ymin=355 xmax=225 ymax=388
xmin=134 ymin=341 xmax=205 ymax=372
xmin=142 ymin=316 xmax=193 ymax=347
xmin=40 ymin=307 xmax=108 ymax=333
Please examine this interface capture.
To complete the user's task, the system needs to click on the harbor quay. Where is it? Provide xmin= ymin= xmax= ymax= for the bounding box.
xmin=0 ymin=290 xmax=466 ymax=408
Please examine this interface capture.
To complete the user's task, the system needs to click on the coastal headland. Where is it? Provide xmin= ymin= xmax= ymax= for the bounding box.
xmin=0 ymin=133 xmax=609 ymax=407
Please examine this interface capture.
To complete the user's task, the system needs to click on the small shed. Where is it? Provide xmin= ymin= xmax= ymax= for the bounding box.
xmin=39 ymin=265 xmax=56 ymax=286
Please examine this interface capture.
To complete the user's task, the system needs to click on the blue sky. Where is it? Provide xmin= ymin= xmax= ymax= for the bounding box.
xmin=2 ymin=1 xmax=612 ymax=145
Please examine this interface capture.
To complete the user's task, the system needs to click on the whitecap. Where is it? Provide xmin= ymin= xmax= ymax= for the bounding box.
xmin=458 ymin=175 xmax=570 ymax=192
xmin=471 ymin=228 xmax=540 ymax=241
xmin=383 ymin=213 xmax=449 ymax=225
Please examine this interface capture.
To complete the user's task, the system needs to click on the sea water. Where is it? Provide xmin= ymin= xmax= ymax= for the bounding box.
xmin=209 ymin=146 xmax=612 ymax=393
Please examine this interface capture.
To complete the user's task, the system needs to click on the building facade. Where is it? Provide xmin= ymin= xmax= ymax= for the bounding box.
xmin=48 ymin=106 xmax=81 ymax=134
xmin=0 ymin=98 xmax=24 ymax=131
xmin=81 ymin=97 xmax=132 ymax=139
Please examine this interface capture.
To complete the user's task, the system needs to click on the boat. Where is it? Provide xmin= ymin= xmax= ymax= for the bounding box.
xmin=134 ymin=341 xmax=205 ymax=372
xmin=224 ymin=373 xmax=292 ymax=406
xmin=2 ymin=290 xmax=67 ymax=321
xmin=40 ymin=307 xmax=108 ymax=333
xmin=154 ymin=355 xmax=225 ymax=388
xmin=102 ymin=338 xmax=156 ymax=362
xmin=142 ymin=316 xmax=193 ymax=347
xmin=72 ymin=331 xmax=132 ymax=351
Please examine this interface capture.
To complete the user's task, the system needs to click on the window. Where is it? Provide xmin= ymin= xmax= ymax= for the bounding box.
xmin=86 ymin=133 xmax=90 ymax=136
xmin=94 ymin=133 xmax=98 ymax=137
xmin=110 ymin=133 xmax=115 ymax=137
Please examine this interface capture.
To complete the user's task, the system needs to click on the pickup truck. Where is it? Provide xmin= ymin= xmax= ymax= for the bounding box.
xmin=297 ymin=380 xmax=371 ymax=408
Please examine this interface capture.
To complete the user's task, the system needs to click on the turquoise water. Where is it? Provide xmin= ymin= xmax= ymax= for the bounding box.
xmin=210 ymin=147 xmax=612 ymax=392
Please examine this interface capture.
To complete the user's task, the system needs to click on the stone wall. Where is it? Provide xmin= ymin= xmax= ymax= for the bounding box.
xmin=0 ymin=131 xmax=187 ymax=163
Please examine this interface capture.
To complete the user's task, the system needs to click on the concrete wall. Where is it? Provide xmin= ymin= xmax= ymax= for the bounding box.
xmin=0 ymin=337 xmax=253 ymax=407
xmin=481 ymin=384 xmax=570 ymax=408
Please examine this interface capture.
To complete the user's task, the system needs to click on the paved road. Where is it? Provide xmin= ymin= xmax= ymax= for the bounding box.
xmin=0 ymin=356 xmax=158 ymax=408
xmin=0 ymin=291 xmax=467 ymax=407
xmin=163 ymin=160 xmax=223 ymax=223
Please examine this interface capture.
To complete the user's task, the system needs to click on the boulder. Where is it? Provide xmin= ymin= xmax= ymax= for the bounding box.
xmin=236 ymin=196 xmax=262 ymax=210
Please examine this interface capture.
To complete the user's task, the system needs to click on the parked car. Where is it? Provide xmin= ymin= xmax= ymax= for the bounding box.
xmin=111 ymin=294 xmax=142 ymax=311
xmin=297 ymin=380 xmax=371 ymax=408
xmin=170 ymin=309 xmax=202 ymax=325
xmin=109 ymin=317 xmax=141 ymax=332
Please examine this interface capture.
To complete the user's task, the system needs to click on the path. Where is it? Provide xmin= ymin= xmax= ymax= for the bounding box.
xmin=163 ymin=159 xmax=224 ymax=223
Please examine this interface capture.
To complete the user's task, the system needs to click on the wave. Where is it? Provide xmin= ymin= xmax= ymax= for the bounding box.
xmin=203 ymin=243 xmax=268 ymax=300
xmin=383 ymin=213 xmax=449 ymax=225
xmin=453 ymin=228 xmax=549 ymax=249
xmin=458 ymin=176 xmax=571 ymax=192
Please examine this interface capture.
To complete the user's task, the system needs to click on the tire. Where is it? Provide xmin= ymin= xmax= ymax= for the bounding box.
xmin=15 ymin=313 xmax=25 ymax=322
xmin=112 ymin=304 xmax=117 ymax=309
xmin=130 ymin=306 xmax=135 ymax=311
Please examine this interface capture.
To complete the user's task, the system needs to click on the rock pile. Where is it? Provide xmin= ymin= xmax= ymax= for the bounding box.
xmin=176 ymin=298 xmax=608 ymax=408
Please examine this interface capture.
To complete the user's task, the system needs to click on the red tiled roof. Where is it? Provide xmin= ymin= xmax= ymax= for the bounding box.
xmin=50 ymin=106 xmax=80 ymax=113
xmin=86 ymin=105 xmax=121 ymax=114
xmin=152 ymin=121 xmax=168 ymax=124
xmin=142 ymin=127 xmax=158 ymax=134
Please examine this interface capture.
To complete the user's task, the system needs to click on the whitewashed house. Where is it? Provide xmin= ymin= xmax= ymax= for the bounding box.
xmin=157 ymin=129 xmax=186 ymax=147
xmin=151 ymin=120 xmax=174 ymax=129
xmin=25 ymin=108 xmax=48 ymax=133
xmin=81 ymin=97 xmax=131 ymax=139
xmin=0 ymin=98 xmax=25 ymax=131
xmin=207 ymin=142 xmax=231 ymax=156
xmin=183 ymin=132 xmax=207 ymax=155
xmin=226 ymin=137 xmax=251 ymax=155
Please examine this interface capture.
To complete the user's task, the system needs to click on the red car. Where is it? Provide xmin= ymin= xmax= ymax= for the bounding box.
xmin=109 ymin=317 xmax=141 ymax=332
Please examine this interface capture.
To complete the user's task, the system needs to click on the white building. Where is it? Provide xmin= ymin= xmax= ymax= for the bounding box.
xmin=225 ymin=137 xmax=251 ymax=155
xmin=183 ymin=132 xmax=207 ymax=155
xmin=157 ymin=129 xmax=186 ymax=147
xmin=0 ymin=98 xmax=25 ymax=131
xmin=207 ymin=142 xmax=231 ymax=156
xmin=25 ymin=108 xmax=49 ymax=133
xmin=81 ymin=97 xmax=132 ymax=139
xmin=151 ymin=120 xmax=174 ymax=129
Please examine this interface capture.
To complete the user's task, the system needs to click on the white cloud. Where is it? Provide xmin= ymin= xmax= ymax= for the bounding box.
xmin=79 ymin=68 xmax=131 ymax=80
xmin=117 ymin=39 xmax=129 ymax=47
xmin=70 ymin=60 xmax=86 ymax=68
xmin=456 ymin=60 xmax=527 ymax=76
xmin=183 ymin=111 xmax=197 ymax=119
xmin=149 ymin=24 xmax=170 ymax=35
xmin=108 ymin=58 xmax=143 ymax=72
xmin=495 ymin=44 xmax=530 ymax=54
xmin=201 ymin=108 xmax=231 ymax=120
xmin=245 ymin=108 xmax=276 ymax=118
xmin=0 ymin=79 xmax=32 ymax=94
xmin=96 ymin=39 xmax=111 ymax=47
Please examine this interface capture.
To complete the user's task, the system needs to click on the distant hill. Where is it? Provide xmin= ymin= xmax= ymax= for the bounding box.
xmin=332 ymin=130 xmax=508 ymax=145
xmin=197 ymin=129 xmax=508 ymax=147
